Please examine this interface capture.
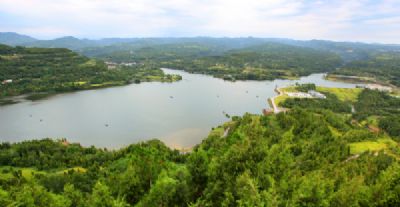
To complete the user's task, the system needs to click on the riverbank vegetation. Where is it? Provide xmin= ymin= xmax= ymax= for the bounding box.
xmin=330 ymin=52 xmax=400 ymax=87
xmin=277 ymin=84 xmax=357 ymax=113
xmin=0 ymin=107 xmax=399 ymax=206
xmin=280 ymin=92 xmax=352 ymax=113
xmin=160 ymin=43 xmax=342 ymax=81
xmin=353 ymin=89 xmax=400 ymax=140
xmin=278 ymin=84 xmax=400 ymax=141
xmin=0 ymin=44 xmax=181 ymax=101
xmin=83 ymin=42 xmax=343 ymax=81
xmin=5 ymin=33 xmax=400 ymax=85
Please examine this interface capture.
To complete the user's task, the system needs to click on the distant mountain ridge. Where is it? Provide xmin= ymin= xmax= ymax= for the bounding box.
xmin=0 ymin=32 xmax=37 ymax=45
xmin=1 ymin=32 xmax=400 ymax=62
xmin=23 ymin=36 xmax=96 ymax=50
xmin=0 ymin=32 xmax=140 ymax=49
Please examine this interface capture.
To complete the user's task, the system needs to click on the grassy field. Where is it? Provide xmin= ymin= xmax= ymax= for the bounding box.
xmin=348 ymin=138 xmax=399 ymax=156
xmin=274 ymin=86 xmax=296 ymax=106
xmin=0 ymin=166 xmax=46 ymax=181
xmin=57 ymin=167 xmax=87 ymax=174
xmin=275 ymin=94 xmax=289 ymax=106
xmin=316 ymin=87 xmax=363 ymax=102
xmin=280 ymin=86 xmax=297 ymax=92
xmin=275 ymin=85 xmax=363 ymax=107
xmin=0 ymin=166 xmax=87 ymax=181
xmin=360 ymin=116 xmax=380 ymax=127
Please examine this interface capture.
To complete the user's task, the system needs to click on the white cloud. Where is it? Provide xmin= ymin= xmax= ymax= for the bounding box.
xmin=0 ymin=0 xmax=399 ymax=43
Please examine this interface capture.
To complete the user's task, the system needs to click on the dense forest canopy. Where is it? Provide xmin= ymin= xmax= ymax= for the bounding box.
xmin=91 ymin=43 xmax=224 ymax=63
xmin=0 ymin=106 xmax=399 ymax=206
xmin=331 ymin=52 xmax=400 ymax=87
xmin=0 ymin=40 xmax=344 ymax=83
xmin=3 ymin=33 xmax=400 ymax=85
xmin=0 ymin=44 xmax=180 ymax=100
xmin=1 ymin=33 xmax=400 ymax=206
xmin=157 ymin=43 xmax=342 ymax=81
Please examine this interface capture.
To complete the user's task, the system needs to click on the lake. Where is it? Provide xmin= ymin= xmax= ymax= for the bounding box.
xmin=0 ymin=69 xmax=362 ymax=149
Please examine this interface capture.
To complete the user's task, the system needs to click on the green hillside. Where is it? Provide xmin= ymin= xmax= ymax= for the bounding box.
xmin=161 ymin=43 xmax=342 ymax=80
xmin=80 ymin=42 xmax=343 ymax=81
xmin=1 ymin=107 xmax=399 ymax=206
xmin=331 ymin=52 xmax=400 ymax=87
xmin=0 ymin=44 xmax=180 ymax=101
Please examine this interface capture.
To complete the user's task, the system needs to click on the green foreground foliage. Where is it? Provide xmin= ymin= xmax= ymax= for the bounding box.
xmin=1 ymin=106 xmax=400 ymax=206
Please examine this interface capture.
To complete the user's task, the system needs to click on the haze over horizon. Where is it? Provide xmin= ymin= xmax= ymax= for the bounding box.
xmin=1 ymin=0 xmax=400 ymax=44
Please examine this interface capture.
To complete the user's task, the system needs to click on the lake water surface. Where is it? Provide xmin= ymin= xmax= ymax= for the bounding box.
xmin=0 ymin=69 xmax=361 ymax=149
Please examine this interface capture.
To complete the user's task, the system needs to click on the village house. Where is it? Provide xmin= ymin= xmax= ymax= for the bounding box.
xmin=285 ymin=90 xmax=326 ymax=99
xmin=105 ymin=61 xmax=118 ymax=70
xmin=120 ymin=62 xmax=136 ymax=66
xmin=1 ymin=79 xmax=12 ymax=84
xmin=286 ymin=92 xmax=313 ymax=98
xmin=308 ymin=90 xmax=327 ymax=99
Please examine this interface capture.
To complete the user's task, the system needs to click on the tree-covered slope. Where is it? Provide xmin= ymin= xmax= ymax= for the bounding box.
xmin=91 ymin=42 xmax=224 ymax=63
xmin=161 ymin=43 xmax=342 ymax=80
xmin=278 ymin=84 xmax=400 ymax=141
xmin=91 ymin=42 xmax=343 ymax=81
xmin=331 ymin=52 xmax=400 ymax=87
xmin=0 ymin=108 xmax=399 ymax=206
xmin=0 ymin=44 xmax=180 ymax=100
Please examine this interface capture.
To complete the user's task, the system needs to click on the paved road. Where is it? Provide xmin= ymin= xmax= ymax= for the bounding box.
xmin=270 ymin=87 xmax=283 ymax=114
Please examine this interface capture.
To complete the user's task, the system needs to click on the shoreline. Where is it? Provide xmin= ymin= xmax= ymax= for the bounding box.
xmin=325 ymin=74 xmax=400 ymax=95
xmin=267 ymin=86 xmax=288 ymax=114
xmin=0 ymin=74 xmax=182 ymax=105
xmin=325 ymin=74 xmax=376 ymax=84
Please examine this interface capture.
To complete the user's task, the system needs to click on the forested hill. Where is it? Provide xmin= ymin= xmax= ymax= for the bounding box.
xmin=3 ymin=32 xmax=400 ymax=63
xmin=1 ymin=107 xmax=399 ymax=206
xmin=0 ymin=44 xmax=180 ymax=101
xmin=161 ymin=43 xmax=342 ymax=80
xmin=331 ymin=52 xmax=400 ymax=87
xmin=3 ymin=33 xmax=400 ymax=83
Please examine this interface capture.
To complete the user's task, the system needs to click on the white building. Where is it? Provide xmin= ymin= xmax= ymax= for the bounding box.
xmin=2 ymin=79 xmax=12 ymax=84
xmin=308 ymin=90 xmax=327 ymax=99
xmin=105 ymin=61 xmax=118 ymax=70
xmin=120 ymin=62 xmax=136 ymax=66
xmin=286 ymin=92 xmax=313 ymax=98
xmin=285 ymin=90 xmax=326 ymax=99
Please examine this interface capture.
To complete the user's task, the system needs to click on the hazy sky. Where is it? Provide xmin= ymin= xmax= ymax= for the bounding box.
xmin=1 ymin=0 xmax=400 ymax=43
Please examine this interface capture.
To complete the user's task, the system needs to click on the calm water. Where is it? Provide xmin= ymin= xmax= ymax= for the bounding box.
xmin=0 ymin=69 xmax=361 ymax=149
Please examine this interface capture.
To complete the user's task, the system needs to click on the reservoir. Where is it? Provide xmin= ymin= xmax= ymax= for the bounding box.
xmin=0 ymin=69 xmax=361 ymax=149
